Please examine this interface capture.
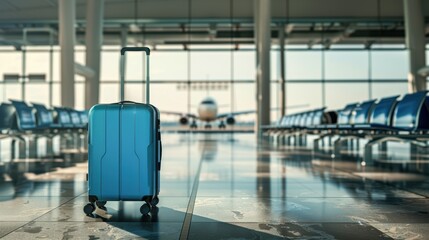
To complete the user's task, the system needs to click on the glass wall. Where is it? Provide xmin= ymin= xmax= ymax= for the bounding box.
xmin=0 ymin=44 xmax=420 ymax=123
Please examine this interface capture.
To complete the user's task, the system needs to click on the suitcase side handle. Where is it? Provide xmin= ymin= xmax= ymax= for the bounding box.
xmin=120 ymin=47 xmax=150 ymax=104
xmin=114 ymin=100 xmax=140 ymax=105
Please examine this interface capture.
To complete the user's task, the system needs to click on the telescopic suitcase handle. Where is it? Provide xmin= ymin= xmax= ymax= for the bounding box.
xmin=120 ymin=47 xmax=151 ymax=103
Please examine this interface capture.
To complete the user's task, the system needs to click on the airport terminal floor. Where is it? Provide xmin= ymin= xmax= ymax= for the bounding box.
xmin=0 ymin=132 xmax=429 ymax=239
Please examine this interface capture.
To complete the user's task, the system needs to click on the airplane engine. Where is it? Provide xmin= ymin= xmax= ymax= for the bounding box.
xmin=226 ymin=116 xmax=235 ymax=125
xmin=179 ymin=117 xmax=189 ymax=125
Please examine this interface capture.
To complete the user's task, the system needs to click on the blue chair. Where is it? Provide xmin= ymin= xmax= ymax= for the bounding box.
xmin=31 ymin=103 xmax=57 ymax=130
xmin=322 ymin=103 xmax=358 ymax=129
xmin=277 ymin=116 xmax=286 ymax=126
xmin=307 ymin=108 xmax=327 ymax=128
xmin=311 ymin=109 xmax=340 ymax=151
xmin=7 ymin=100 xmax=43 ymax=159
xmin=353 ymin=100 xmax=377 ymax=125
xmin=292 ymin=114 xmax=302 ymax=128
xmin=0 ymin=103 xmax=16 ymax=138
xmin=332 ymin=100 xmax=376 ymax=156
xmin=283 ymin=116 xmax=289 ymax=126
xmin=323 ymin=111 xmax=338 ymax=125
xmin=52 ymin=107 xmax=74 ymax=129
xmin=79 ymin=110 xmax=88 ymax=126
xmin=337 ymin=103 xmax=359 ymax=125
xmin=288 ymin=115 xmax=297 ymax=127
xmin=338 ymin=100 xmax=377 ymax=130
xmin=300 ymin=113 xmax=307 ymax=127
xmin=66 ymin=108 xmax=84 ymax=129
xmin=354 ymin=96 xmax=399 ymax=130
xmin=29 ymin=102 xmax=65 ymax=157
xmin=304 ymin=110 xmax=315 ymax=126
xmin=282 ymin=115 xmax=292 ymax=127
xmin=9 ymin=100 xmax=37 ymax=132
xmin=363 ymin=92 xmax=429 ymax=164
xmin=392 ymin=91 xmax=429 ymax=132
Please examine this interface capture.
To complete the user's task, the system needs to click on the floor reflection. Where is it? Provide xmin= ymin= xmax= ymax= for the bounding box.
xmin=0 ymin=133 xmax=428 ymax=239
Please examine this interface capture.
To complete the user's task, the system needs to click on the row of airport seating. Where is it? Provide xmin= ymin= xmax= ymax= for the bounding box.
xmin=0 ymin=99 xmax=88 ymax=160
xmin=0 ymin=100 xmax=88 ymax=135
xmin=263 ymin=91 xmax=429 ymax=163
xmin=272 ymin=108 xmax=337 ymax=129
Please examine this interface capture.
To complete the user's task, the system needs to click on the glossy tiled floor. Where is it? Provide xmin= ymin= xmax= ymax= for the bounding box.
xmin=0 ymin=133 xmax=429 ymax=239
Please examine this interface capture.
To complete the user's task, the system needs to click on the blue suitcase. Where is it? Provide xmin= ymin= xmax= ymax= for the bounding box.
xmin=84 ymin=47 xmax=161 ymax=215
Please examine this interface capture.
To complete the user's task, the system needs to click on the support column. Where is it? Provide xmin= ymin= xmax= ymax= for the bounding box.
xmin=255 ymin=0 xmax=271 ymax=137
xmin=59 ymin=0 xmax=76 ymax=108
xmin=85 ymin=0 xmax=104 ymax=109
xmin=254 ymin=0 xmax=260 ymax=135
xmin=121 ymin=25 xmax=128 ymax=48
xmin=404 ymin=0 xmax=426 ymax=92
xmin=279 ymin=24 xmax=286 ymax=117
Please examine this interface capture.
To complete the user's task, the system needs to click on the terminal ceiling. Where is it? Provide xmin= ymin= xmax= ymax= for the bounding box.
xmin=0 ymin=0 xmax=428 ymax=47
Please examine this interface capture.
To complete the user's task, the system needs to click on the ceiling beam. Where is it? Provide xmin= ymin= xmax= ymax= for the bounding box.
xmin=329 ymin=24 xmax=356 ymax=44
xmin=0 ymin=17 xmax=413 ymax=26
xmin=297 ymin=24 xmax=357 ymax=48
xmin=4 ymin=0 xmax=19 ymax=11
xmin=285 ymin=24 xmax=294 ymax=34
xmin=44 ymin=0 xmax=57 ymax=7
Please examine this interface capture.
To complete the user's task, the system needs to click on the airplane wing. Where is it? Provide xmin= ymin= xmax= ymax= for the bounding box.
xmin=162 ymin=111 xmax=198 ymax=119
xmin=216 ymin=104 xmax=309 ymax=119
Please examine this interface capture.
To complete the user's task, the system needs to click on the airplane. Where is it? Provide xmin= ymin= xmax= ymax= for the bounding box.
xmin=162 ymin=97 xmax=307 ymax=129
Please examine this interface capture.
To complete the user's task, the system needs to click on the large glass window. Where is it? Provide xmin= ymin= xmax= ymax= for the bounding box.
xmin=52 ymin=50 xmax=60 ymax=82
xmin=371 ymin=82 xmax=408 ymax=99
xmin=3 ymin=84 xmax=22 ymax=101
xmin=233 ymin=83 xmax=254 ymax=122
xmin=52 ymin=83 xmax=61 ymax=106
xmin=286 ymin=83 xmax=323 ymax=113
xmin=99 ymin=83 xmax=119 ymax=104
xmin=0 ymin=44 xmax=414 ymax=123
xmin=325 ymin=83 xmax=369 ymax=109
xmin=101 ymin=51 xmax=120 ymax=82
xmin=233 ymin=51 xmax=255 ymax=81
xmin=0 ymin=51 xmax=22 ymax=81
xmin=0 ymin=49 xmax=23 ymax=101
xmin=25 ymin=83 xmax=49 ymax=104
xmin=53 ymin=47 xmax=85 ymax=82
xmin=124 ymin=83 xmax=145 ymax=103
xmin=151 ymin=84 xmax=189 ymax=121
xmin=152 ymin=51 xmax=188 ymax=81
xmin=75 ymin=48 xmax=86 ymax=82
xmin=271 ymin=51 xmax=278 ymax=81
xmin=371 ymin=51 xmax=407 ymax=80
xmin=75 ymin=82 xmax=85 ymax=110
xmin=25 ymin=47 xmax=51 ymax=81
xmin=325 ymin=51 xmax=368 ymax=79
xmin=191 ymin=86 xmax=230 ymax=110
xmin=124 ymin=51 xmax=147 ymax=81
xmin=190 ymin=51 xmax=231 ymax=81
xmin=271 ymin=83 xmax=279 ymax=120
xmin=286 ymin=51 xmax=322 ymax=80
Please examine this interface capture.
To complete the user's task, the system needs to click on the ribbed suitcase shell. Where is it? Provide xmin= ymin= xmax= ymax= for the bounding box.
xmin=88 ymin=103 xmax=160 ymax=201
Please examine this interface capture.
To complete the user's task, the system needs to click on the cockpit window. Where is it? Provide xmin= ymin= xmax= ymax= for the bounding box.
xmin=202 ymin=100 xmax=214 ymax=104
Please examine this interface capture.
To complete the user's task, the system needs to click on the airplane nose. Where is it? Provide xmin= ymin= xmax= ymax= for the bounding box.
xmin=198 ymin=104 xmax=217 ymax=120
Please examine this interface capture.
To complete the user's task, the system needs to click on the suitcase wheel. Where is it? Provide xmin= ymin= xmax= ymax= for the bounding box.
xmin=83 ymin=203 xmax=95 ymax=215
xmin=96 ymin=200 xmax=107 ymax=209
xmin=140 ymin=203 xmax=151 ymax=215
xmin=150 ymin=196 xmax=159 ymax=206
